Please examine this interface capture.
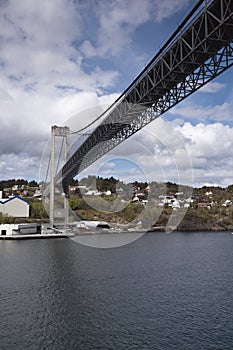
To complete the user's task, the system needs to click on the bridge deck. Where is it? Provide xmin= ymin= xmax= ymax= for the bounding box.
xmin=60 ymin=0 xmax=233 ymax=191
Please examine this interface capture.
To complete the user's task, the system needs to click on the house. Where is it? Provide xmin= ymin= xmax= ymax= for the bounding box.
xmin=69 ymin=185 xmax=88 ymax=193
xmin=33 ymin=189 xmax=42 ymax=197
xmin=69 ymin=185 xmax=79 ymax=192
xmin=222 ymin=199 xmax=232 ymax=207
xmin=0 ymin=196 xmax=29 ymax=217
xmin=205 ymin=191 xmax=213 ymax=196
xmin=104 ymin=190 xmax=112 ymax=196
xmin=197 ymin=200 xmax=211 ymax=209
xmin=132 ymin=196 xmax=139 ymax=202
xmin=84 ymin=189 xmax=102 ymax=196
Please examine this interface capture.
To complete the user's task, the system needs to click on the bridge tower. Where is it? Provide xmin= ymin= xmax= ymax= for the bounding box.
xmin=50 ymin=125 xmax=70 ymax=228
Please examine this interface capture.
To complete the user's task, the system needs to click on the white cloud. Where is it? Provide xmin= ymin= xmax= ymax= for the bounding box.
xmin=176 ymin=122 xmax=233 ymax=187
xmin=77 ymin=118 xmax=193 ymax=185
xmin=199 ymin=82 xmax=226 ymax=93
xmin=79 ymin=120 xmax=233 ymax=188
xmin=80 ymin=0 xmax=190 ymax=58
xmin=169 ymin=102 xmax=232 ymax=122
xmin=0 ymin=153 xmax=39 ymax=180
xmin=0 ymin=89 xmax=120 ymax=179
xmin=0 ymin=0 xmax=122 ymax=180
xmin=0 ymin=0 xmax=119 ymax=96
xmin=152 ymin=0 xmax=189 ymax=22
xmin=80 ymin=0 xmax=152 ymax=58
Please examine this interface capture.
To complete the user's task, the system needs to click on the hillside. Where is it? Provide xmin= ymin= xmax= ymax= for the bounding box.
xmin=1 ymin=177 xmax=233 ymax=230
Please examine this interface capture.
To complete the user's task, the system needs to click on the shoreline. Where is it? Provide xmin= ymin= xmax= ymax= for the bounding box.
xmin=1 ymin=231 xmax=232 ymax=240
xmin=149 ymin=227 xmax=233 ymax=232
xmin=1 ymin=224 xmax=232 ymax=240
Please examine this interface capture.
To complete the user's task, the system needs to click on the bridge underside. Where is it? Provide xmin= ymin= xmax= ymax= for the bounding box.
xmin=61 ymin=0 xmax=233 ymax=194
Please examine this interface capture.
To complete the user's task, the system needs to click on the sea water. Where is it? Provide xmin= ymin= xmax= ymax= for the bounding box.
xmin=0 ymin=231 xmax=232 ymax=350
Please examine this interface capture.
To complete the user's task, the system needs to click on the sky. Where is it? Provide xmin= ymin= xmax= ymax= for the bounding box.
xmin=0 ymin=0 xmax=233 ymax=188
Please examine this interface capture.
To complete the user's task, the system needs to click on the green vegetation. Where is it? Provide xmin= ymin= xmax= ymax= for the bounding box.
xmin=177 ymin=206 xmax=233 ymax=231
xmin=28 ymin=199 xmax=49 ymax=219
xmin=0 ymin=212 xmax=15 ymax=224
xmin=0 ymin=179 xmax=38 ymax=190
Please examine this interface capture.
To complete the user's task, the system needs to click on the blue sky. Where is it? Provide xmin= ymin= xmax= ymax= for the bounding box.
xmin=0 ymin=0 xmax=233 ymax=187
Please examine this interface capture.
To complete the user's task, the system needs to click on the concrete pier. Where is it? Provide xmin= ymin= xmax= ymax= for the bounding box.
xmin=0 ymin=232 xmax=75 ymax=240
xmin=0 ymin=223 xmax=75 ymax=240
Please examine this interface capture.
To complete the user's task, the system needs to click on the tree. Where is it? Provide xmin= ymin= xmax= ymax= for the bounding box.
xmin=30 ymin=201 xmax=48 ymax=218
xmin=28 ymin=180 xmax=38 ymax=187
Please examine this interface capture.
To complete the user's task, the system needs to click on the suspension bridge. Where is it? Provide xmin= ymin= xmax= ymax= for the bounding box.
xmin=45 ymin=0 xmax=233 ymax=227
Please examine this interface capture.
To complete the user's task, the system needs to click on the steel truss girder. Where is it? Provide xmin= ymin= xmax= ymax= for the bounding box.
xmin=61 ymin=0 xmax=233 ymax=190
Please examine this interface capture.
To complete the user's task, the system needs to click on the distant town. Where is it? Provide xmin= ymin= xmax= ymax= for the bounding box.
xmin=1 ymin=176 xmax=233 ymax=232
xmin=0 ymin=176 xmax=233 ymax=230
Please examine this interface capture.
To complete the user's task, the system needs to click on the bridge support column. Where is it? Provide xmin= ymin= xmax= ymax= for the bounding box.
xmin=64 ymin=130 xmax=70 ymax=230
xmin=49 ymin=125 xmax=70 ymax=229
xmin=50 ymin=126 xmax=55 ymax=227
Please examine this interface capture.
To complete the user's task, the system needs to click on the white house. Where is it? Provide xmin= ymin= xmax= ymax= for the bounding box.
xmin=0 ymin=196 xmax=29 ymax=217
xmin=84 ymin=189 xmax=102 ymax=196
